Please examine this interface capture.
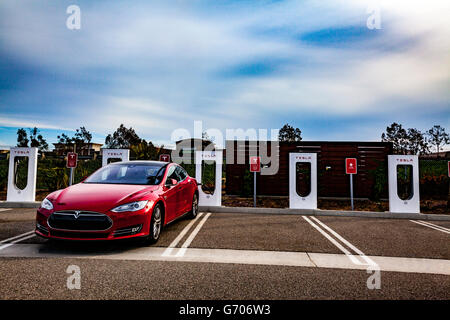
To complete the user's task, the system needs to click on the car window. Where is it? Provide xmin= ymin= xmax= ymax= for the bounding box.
xmin=166 ymin=165 xmax=181 ymax=182
xmin=176 ymin=166 xmax=187 ymax=181
xmin=84 ymin=163 xmax=167 ymax=185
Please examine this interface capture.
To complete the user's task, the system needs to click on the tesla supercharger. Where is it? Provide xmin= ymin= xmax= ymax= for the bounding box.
xmin=289 ymin=153 xmax=317 ymax=209
xmin=102 ymin=149 xmax=130 ymax=167
xmin=388 ymin=155 xmax=420 ymax=213
xmin=195 ymin=150 xmax=222 ymax=207
xmin=7 ymin=147 xmax=38 ymax=202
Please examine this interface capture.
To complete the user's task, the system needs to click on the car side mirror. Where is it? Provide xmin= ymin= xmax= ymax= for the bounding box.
xmin=165 ymin=178 xmax=178 ymax=188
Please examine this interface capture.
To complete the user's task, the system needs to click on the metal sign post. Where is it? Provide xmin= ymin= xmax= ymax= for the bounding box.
xmin=253 ymin=171 xmax=256 ymax=207
xmin=250 ymin=156 xmax=261 ymax=207
xmin=346 ymin=158 xmax=357 ymax=211
xmin=350 ymin=173 xmax=354 ymax=211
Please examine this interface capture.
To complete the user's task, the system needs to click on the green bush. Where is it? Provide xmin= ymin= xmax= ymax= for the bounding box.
xmin=0 ymin=160 xmax=7 ymax=191
xmin=0 ymin=158 xmax=102 ymax=192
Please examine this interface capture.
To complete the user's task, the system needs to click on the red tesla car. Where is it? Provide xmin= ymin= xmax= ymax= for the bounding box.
xmin=35 ymin=161 xmax=199 ymax=243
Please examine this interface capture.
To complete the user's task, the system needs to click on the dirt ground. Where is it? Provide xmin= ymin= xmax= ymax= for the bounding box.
xmin=0 ymin=190 xmax=448 ymax=214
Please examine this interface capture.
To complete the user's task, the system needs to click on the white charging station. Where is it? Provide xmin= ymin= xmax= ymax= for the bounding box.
xmin=388 ymin=155 xmax=420 ymax=213
xmin=102 ymin=149 xmax=130 ymax=166
xmin=195 ymin=150 xmax=222 ymax=207
xmin=289 ymin=153 xmax=317 ymax=209
xmin=6 ymin=147 xmax=38 ymax=202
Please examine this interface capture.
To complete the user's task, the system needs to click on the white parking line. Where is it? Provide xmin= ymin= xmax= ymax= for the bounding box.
xmin=0 ymin=230 xmax=35 ymax=244
xmin=303 ymin=216 xmax=376 ymax=267
xmin=0 ymin=209 xmax=12 ymax=212
xmin=161 ymin=212 xmax=205 ymax=257
xmin=0 ymin=232 xmax=36 ymax=251
xmin=175 ymin=212 xmax=211 ymax=257
xmin=420 ymin=221 xmax=450 ymax=232
xmin=410 ymin=220 xmax=450 ymax=234
xmin=416 ymin=220 xmax=450 ymax=232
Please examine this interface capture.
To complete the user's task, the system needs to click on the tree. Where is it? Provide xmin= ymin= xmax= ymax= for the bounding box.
xmin=73 ymin=126 xmax=92 ymax=145
xmin=105 ymin=124 xmax=142 ymax=148
xmin=278 ymin=124 xmax=302 ymax=142
xmin=28 ymin=127 xmax=49 ymax=151
xmin=130 ymin=140 xmax=163 ymax=160
xmin=406 ymin=128 xmax=429 ymax=155
xmin=57 ymin=133 xmax=73 ymax=145
xmin=381 ymin=122 xmax=408 ymax=154
xmin=16 ymin=127 xmax=48 ymax=151
xmin=16 ymin=128 xmax=29 ymax=147
xmin=427 ymin=125 xmax=449 ymax=154
xmin=56 ymin=127 xmax=93 ymax=154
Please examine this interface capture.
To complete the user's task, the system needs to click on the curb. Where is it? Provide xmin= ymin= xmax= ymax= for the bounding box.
xmin=199 ymin=206 xmax=450 ymax=222
xmin=1 ymin=201 xmax=448 ymax=222
xmin=0 ymin=201 xmax=41 ymax=208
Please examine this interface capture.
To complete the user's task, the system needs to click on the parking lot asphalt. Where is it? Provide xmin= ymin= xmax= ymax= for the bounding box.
xmin=0 ymin=257 xmax=449 ymax=300
xmin=314 ymin=216 xmax=450 ymax=260
xmin=187 ymin=213 xmax=341 ymax=254
xmin=0 ymin=208 xmax=449 ymax=300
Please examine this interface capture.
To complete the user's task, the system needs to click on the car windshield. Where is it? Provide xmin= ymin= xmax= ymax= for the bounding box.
xmin=84 ymin=163 xmax=166 ymax=185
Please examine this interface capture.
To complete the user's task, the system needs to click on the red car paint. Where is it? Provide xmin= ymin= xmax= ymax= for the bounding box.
xmin=35 ymin=161 xmax=198 ymax=241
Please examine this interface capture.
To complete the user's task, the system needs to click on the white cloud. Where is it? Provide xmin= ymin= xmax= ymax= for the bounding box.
xmin=0 ymin=117 xmax=73 ymax=131
xmin=0 ymin=0 xmax=448 ymax=144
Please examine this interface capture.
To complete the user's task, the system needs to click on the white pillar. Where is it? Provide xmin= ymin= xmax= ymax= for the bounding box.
xmin=101 ymin=149 xmax=130 ymax=166
xmin=289 ymin=153 xmax=317 ymax=209
xmin=7 ymin=147 xmax=38 ymax=202
xmin=195 ymin=150 xmax=222 ymax=207
xmin=388 ymin=155 xmax=420 ymax=213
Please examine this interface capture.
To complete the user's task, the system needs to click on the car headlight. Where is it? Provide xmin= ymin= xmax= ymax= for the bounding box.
xmin=111 ymin=200 xmax=148 ymax=213
xmin=41 ymin=198 xmax=54 ymax=210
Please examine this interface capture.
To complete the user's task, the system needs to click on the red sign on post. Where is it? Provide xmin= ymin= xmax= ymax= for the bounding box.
xmin=66 ymin=152 xmax=78 ymax=168
xmin=345 ymin=158 xmax=357 ymax=174
xmin=159 ymin=154 xmax=171 ymax=162
xmin=250 ymin=156 xmax=261 ymax=172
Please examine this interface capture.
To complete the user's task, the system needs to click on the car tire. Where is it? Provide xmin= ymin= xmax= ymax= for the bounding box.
xmin=145 ymin=203 xmax=162 ymax=244
xmin=187 ymin=193 xmax=199 ymax=219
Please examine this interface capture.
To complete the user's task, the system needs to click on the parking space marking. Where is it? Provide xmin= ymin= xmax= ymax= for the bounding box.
xmin=162 ymin=212 xmax=205 ymax=257
xmin=418 ymin=220 xmax=450 ymax=232
xmin=0 ymin=231 xmax=36 ymax=251
xmin=303 ymin=216 xmax=376 ymax=267
xmin=0 ymin=209 xmax=12 ymax=212
xmin=410 ymin=220 xmax=450 ymax=234
xmin=0 ymin=230 xmax=35 ymax=244
xmin=175 ymin=212 xmax=211 ymax=257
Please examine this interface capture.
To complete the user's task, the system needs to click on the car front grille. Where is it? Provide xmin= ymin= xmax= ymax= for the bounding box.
xmin=48 ymin=211 xmax=113 ymax=231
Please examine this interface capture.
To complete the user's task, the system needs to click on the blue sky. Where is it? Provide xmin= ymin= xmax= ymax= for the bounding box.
xmin=0 ymin=0 xmax=449 ymax=150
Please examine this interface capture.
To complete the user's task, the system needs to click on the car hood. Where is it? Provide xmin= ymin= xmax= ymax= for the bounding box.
xmin=51 ymin=183 xmax=158 ymax=212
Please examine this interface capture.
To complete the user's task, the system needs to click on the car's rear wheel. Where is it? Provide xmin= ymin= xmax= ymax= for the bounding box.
xmin=146 ymin=204 xmax=162 ymax=244
xmin=188 ymin=193 xmax=199 ymax=219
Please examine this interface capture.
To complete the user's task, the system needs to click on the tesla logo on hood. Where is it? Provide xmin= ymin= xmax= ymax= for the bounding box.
xmin=73 ymin=211 xmax=81 ymax=219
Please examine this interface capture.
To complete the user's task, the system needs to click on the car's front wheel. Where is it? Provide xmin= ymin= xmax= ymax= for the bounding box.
xmin=146 ymin=203 xmax=162 ymax=244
